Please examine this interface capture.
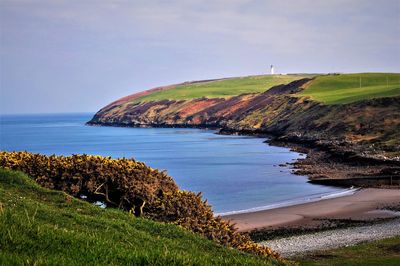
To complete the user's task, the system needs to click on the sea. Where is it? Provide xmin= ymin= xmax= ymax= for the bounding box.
xmin=0 ymin=113 xmax=353 ymax=214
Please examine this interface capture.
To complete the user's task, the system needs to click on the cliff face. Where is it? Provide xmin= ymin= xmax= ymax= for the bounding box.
xmin=89 ymin=78 xmax=400 ymax=164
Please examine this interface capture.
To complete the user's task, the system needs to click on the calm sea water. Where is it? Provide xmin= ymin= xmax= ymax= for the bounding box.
xmin=0 ymin=113 xmax=346 ymax=213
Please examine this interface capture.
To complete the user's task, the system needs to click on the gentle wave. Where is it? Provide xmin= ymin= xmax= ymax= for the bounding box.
xmin=216 ymin=187 xmax=360 ymax=216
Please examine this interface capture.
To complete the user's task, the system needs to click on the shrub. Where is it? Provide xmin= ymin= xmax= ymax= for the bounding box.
xmin=0 ymin=151 xmax=280 ymax=260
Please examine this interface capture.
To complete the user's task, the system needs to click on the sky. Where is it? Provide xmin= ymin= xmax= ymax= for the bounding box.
xmin=0 ymin=0 xmax=399 ymax=114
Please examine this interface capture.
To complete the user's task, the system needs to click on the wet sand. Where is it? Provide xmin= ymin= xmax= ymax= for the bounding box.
xmin=223 ymin=188 xmax=400 ymax=232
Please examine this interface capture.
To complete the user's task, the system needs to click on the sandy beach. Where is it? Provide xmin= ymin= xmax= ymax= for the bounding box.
xmin=223 ymin=188 xmax=400 ymax=232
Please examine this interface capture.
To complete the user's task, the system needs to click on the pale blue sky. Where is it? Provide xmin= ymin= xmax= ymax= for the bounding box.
xmin=1 ymin=0 xmax=399 ymax=114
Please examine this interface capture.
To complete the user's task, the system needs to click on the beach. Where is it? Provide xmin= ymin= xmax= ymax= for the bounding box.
xmin=223 ymin=188 xmax=400 ymax=232
xmin=261 ymin=218 xmax=400 ymax=257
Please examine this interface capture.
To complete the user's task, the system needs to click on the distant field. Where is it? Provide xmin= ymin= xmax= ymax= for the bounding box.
xmin=134 ymin=74 xmax=310 ymax=102
xmin=299 ymin=73 xmax=400 ymax=104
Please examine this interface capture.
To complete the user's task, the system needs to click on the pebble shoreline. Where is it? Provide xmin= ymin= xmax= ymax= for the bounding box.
xmin=260 ymin=218 xmax=400 ymax=257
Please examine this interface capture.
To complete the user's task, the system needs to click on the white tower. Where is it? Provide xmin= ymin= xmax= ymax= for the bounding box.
xmin=270 ymin=65 xmax=274 ymax=75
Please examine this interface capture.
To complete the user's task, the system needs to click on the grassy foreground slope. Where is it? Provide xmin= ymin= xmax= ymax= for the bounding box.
xmin=299 ymin=73 xmax=400 ymax=104
xmin=134 ymin=74 xmax=309 ymax=102
xmin=0 ymin=169 xmax=279 ymax=266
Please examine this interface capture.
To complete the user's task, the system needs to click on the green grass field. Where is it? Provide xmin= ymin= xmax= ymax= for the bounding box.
xmin=134 ymin=74 xmax=310 ymax=102
xmin=297 ymin=236 xmax=400 ymax=266
xmin=0 ymin=168 xmax=279 ymax=266
xmin=299 ymin=73 xmax=400 ymax=105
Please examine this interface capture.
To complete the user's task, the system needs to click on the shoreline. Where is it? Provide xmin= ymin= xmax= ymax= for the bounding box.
xmin=88 ymin=121 xmax=400 ymax=188
xmin=86 ymin=122 xmax=400 ymax=234
xmin=261 ymin=218 xmax=400 ymax=258
xmin=215 ymin=187 xmax=359 ymax=216
xmin=222 ymin=188 xmax=400 ymax=232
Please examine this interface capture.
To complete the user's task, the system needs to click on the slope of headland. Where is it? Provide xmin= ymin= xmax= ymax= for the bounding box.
xmin=88 ymin=73 xmax=400 ymax=185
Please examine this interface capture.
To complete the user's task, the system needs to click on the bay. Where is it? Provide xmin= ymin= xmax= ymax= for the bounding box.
xmin=0 ymin=113 xmax=345 ymax=213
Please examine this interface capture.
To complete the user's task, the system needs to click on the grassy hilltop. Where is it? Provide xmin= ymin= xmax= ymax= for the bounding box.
xmin=299 ymin=73 xmax=400 ymax=104
xmin=129 ymin=73 xmax=400 ymax=104
xmin=0 ymin=168 xmax=279 ymax=266
xmin=93 ymin=73 xmax=400 ymax=126
xmin=134 ymin=74 xmax=312 ymax=102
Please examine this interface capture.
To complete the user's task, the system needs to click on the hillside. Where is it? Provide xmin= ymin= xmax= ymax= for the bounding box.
xmin=0 ymin=151 xmax=281 ymax=259
xmin=98 ymin=74 xmax=310 ymax=117
xmin=89 ymin=73 xmax=400 ymax=183
xmin=0 ymin=168 xmax=281 ymax=265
